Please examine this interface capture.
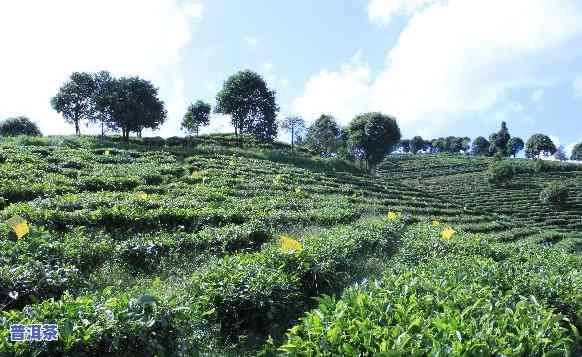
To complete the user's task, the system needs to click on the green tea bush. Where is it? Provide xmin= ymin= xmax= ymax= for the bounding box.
xmin=540 ymin=182 xmax=569 ymax=206
xmin=273 ymin=257 xmax=576 ymax=356
xmin=487 ymin=160 xmax=515 ymax=187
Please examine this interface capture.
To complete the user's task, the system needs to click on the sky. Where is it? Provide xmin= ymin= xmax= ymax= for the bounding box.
xmin=1 ymin=0 xmax=581 ymax=155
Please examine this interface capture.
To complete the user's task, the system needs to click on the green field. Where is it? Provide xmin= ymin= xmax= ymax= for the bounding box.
xmin=0 ymin=135 xmax=581 ymax=356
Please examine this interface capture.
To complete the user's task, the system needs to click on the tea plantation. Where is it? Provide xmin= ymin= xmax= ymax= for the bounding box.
xmin=0 ymin=135 xmax=580 ymax=356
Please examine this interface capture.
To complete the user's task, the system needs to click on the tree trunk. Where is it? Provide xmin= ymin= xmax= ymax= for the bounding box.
xmin=75 ymin=121 xmax=80 ymax=136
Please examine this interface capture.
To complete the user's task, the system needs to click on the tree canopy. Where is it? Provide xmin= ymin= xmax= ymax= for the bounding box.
xmin=96 ymin=76 xmax=167 ymax=140
xmin=525 ymin=134 xmax=556 ymax=159
xmin=280 ymin=116 xmax=306 ymax=152
xmin=507 ymin=137 xmax=524 ymax=158
xmin=304 ymin=114 xmax=340 ymax=157
xmin=571 ymin=143 xmax=582 ymax=161
xmin=410 ymin=136 xmax=426 ymax=154
xmin=491 ymin=121 xmax=511 ymax=156
xmin=215 ymin=70 xmax=279 ymax=142
xmin=51 ymin=72 xmax=96 ymax=135
xmin=472 ymin=136 xmax=490 ymax=156
xmin=0 ymin=116 xmax=42 ymax=137
xmin=182 ymin=100 xmax=211 ymax=136
xmin=347 ymin=112 xmax=401 ymax=170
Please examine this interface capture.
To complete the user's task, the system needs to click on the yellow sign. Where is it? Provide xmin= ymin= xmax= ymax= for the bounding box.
xmin=104 ymin=150 xmax=110 ymax=156
xmin=135 ymin=191 xmax=148 ymax=200
xmin=432 ymin=220 xmax=441 ymax=227
xmin=6 ymin=215 xmax=29 ymax=239
xmin=280 ymin=235 xmax=302 ymax=253
xmin=441 ymin=227 xmax=456 ymax=240
xmin=387 ymin=211 xmax=399 ymax=221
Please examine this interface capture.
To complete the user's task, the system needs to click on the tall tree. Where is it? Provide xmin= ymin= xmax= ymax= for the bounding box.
xmin=304 ymin=114 xmax=340 ymax=157
xmin=215 ymin=70 xmax=279 ymax=142
xmin=410 ymin=136 xmax=425 ymax=154
xmin=493 ymin=121 xmax=511 ymax=156
xmin=399 ymin=139 xmax=410 ymax=153
xmin=525 ymin=134 xmax=556 ymax=159
xmin=347 ymin=112 xmax=401 ymax=171
xmin=280 ymin=116 xmax=306 ymax=152
xmin=554 ymin=146 xmax=568 ymax=162
xmin=90 ymin=71 xmax=115 ymax=138
xmin=471 ymin=136 xmax=490 ymax=156
xmin=181 ymin=100 xmax=211 ymax=136
xmin=571 ymin=143 xmax=582 ymax=161
xmin=507 ymin=137 xmax=525 ymax=158
xmin=51 ymin=72 xmax=96 ymax=135
xmin=0 ymin=116 xmax=42 ymax=137
xmin=97 ymin=77 xmax=167 ymax=140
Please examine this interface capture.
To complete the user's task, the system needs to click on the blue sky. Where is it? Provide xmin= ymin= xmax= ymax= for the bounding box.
xmin=1 ymin=0 xmax=581 ymax=155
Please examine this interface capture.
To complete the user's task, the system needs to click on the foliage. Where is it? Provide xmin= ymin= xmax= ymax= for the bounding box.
xmin=304 ymin=114 xmax=340 ymax=157
xmin=487 ymin=160 xmax=515 ymax=187
xmin=215 ymin=70 xmax=279 ymax=142
xmin=399 ymin=139 xmax=410 ymax=153
xmin=555 ymin=145 xmax=568 ymax=162
xmin=410 ymin=135 xmax=425 ymax=154
xmin=572 ymin=143 xmax=582 ymax=161
xmin=471 ymin=136 xmax=490 ymax=156
xmin=507 ymin=136 xmax=524 ymax=158
xmin=279 ymin=116 xmax=306 ymax=152
xmin=490 ymin=121 xmax=511 ymax=156
xmin=0 ymin=116 xmax=42 ymax=137
xmin=51 ymin=72 xmax=96 ymax=136
xmin=539 ymin=182 xmax=569 ymax=206
xmin=526 ymin=134 xmax=557 ymax=159
xmin=346 ymin=112 xmax=401 ymax=170
xmin=181 ymin=100 xmax=211 ymax=136
xmin=96 ymin=76 xmax=167 ymax=140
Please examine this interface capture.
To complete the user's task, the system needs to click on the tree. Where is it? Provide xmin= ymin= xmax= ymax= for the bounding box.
xmin=507 ymin=137 xmax=524 ymax=158
xmin=492 ymin=121 xmax=511 ymax=156
xmin=304 ymin=114 xmax=340 ymax=157
xmin=571 ymin=143 xmax=582 ymax=161
xmin=215 ymin=70 xmax=279 ymax=142
xmin=487 ymin=161 xmax=515 ymax=187
xmin=525 ymin=134 xmax=556 ymax=159
xmin=471 ymin=136 xmax=490 ymax=156
xmin=51 ymin=72 xmax=96 ymax=135
xmin=280 ymin=116 xmax=306 ymax=152
xmin=347 ymin=112 xmax=401 ymax=171
xmin=554 ymin=145 xmax=568 ymax=162
xmin=432 ymin=138 xmax=447 ymax=153
xmin=181 ymin=100 xmax=211 ymax=136
xmin=97 ymin=77 xmax=167 ymax=140
xmin=90 ymin=71 xmax=115 ymax=138
xmin=399 ymin=139 xmax=410 ymax=153
xmin=410 ymin=136 xmax=425 ymax=154
xmin=0 ymin=116 xmax=42 ymax=136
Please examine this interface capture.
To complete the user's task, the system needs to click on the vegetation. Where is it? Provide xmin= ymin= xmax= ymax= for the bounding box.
xmin=526 ymin=133 xmax=557 ymax=159
xmin=0 ymin=116 xmax=42 ymax=137
xmin=346 ymin=112 xmax=402 ymax=171
xmin=215 ymin=70 xmax=279 ymax=142
xmin=507 ymin=136 xmax=525 ymax=158
xmin=487 ymin=160 xmax=515 ymax=187
xmin=303 ymin=114 xmax=340 ymax=157
xmin=540 ymin=182 xmax=570 ymax=206
xmin=572 ymin=142 xmax=582 ymax=161
xmin=181 ymin=100 xmax=211 ymax=136
xmin=279 ymin=116 xmax=306 ymax=152
xmin=471 ymin=136 xmax=490 ymax=156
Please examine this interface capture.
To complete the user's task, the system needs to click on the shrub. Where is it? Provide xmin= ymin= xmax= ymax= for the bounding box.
xmin=540 ymin=182 xmax=569 ymax=206
xmin=0 ymin=116 xmax=42 ymax=137
xmin=487 ymin=160 xmax=515 ymax=187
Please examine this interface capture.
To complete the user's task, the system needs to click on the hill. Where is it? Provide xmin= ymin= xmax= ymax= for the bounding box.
xmin=0 ymin=135 xmax=580 ymax=355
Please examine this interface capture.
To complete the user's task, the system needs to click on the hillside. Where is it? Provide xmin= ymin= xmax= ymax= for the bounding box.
xmin=0 ymin=135 xmax=581 ymax=356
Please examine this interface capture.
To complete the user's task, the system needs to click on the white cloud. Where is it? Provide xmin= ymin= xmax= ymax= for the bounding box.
xmin=368 ymin=0 xmax=437 ymax=25
xmin=292 ymin=51 xmax=372 ymax=125
xmin=199 ymin=114 xmax=234 ymax=135
xmin=0 ymin=0 xmax=201 ymax=137
xmin=244 ymin=36 xmax=260 ymax=47
xmin=183 ymin=0 xmax=203 ymax=18
xmin=296 ymin=0 xmax=582 ymax=136
xmin=549 ymin=135 xmax=561 ymax=147
xmin=573 ymin=75 xmax=582 ymax=98
xmin=531 ymin=89 xmax=544 ymax=103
